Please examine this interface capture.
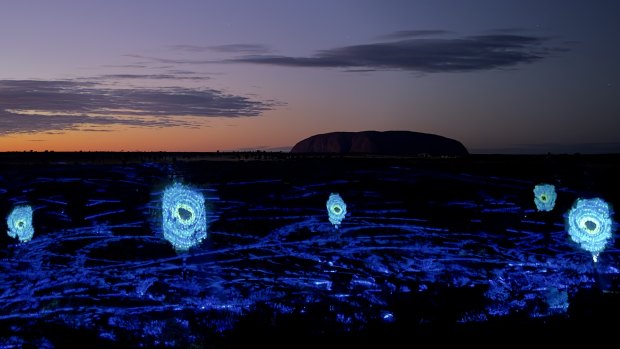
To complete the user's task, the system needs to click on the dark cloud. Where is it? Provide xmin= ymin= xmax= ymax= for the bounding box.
xmin=0 ymin=80 xmax=275 ymax=135
xmin=221 ymin=33 xmax=561 ymax=73
xmin=0 ymin=110 xmax=155 ymax=135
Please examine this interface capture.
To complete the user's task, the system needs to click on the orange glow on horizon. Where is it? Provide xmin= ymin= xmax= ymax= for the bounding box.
xmin=0 ymin=112 xmax=306 ymax=152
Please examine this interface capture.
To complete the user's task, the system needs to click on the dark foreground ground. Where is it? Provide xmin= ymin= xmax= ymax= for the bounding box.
xmin=0 ymin=152 xmax=619 ymax=347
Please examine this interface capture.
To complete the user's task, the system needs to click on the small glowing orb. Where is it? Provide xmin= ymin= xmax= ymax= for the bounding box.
xmin=7 ymin=205 xmax=35 ymax=243
xmin=162 ymin=183 xmax=207 ymax=251
xmin=566 ymin=197 xmax=614 ymax=262
xmin=533 ymin=183 xmax=557 ymax=212
xmin=326 ymin=193 xmax=347 ymax=228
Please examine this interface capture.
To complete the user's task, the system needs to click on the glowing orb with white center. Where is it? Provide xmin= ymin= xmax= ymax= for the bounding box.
xmin=162 ymin=183 xmax=207 ymax=251
xmin=326 ymin=193 xmax=347 ymax=228
xmin=7 ymin=205 xmax=35 ymax=243
xmin=533 ymin=183 xmax=556 ymax=212
xmin=566 ymin=197 xmax=614 ymax=262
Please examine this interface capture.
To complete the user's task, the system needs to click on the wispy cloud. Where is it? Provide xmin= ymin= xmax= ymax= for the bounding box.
xmin=221 ymin=33 xmax=560 ymax=73
xmin=378 ymin=30 xmax=451 ymax=40
xmin=171 ymin=44 xmax=273 ymax=54
xmin=133 ymin=31 xmax=563 ymax=73
xmin=123 ymin=54 xmax=212 ymax=65
xmin=101 ymin=63 xmax=148 ymax=69
xmin=169 ymin=44 xmax=212 ymax=53
xmin=208 ymin=44 xmax=273 ymax=54
xmin=0 ymin=80 xmax=276 ymax=135
xmin=93 ymin=73 xmax=211 ymax=81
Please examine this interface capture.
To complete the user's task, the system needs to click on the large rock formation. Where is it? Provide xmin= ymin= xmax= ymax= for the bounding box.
xmin=290 ymin=130 xmax=468 ymax=156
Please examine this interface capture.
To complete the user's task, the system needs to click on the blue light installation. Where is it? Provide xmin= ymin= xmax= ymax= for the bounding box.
xmin=533 ymin=183 xmax=556 ymax=212
xmin=566 ymin=197 xmax=614 ymax=262
xmin=161 ymin=183 xmax=207 ymax=251
xmin=6 ymin=205 xmax=35 ymax=243
xmin=326 ymin=193 xmax=347 ymax=228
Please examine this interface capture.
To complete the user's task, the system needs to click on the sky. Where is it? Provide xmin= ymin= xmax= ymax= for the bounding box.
xmin=0 ymin=0 xmax=618 ymax=154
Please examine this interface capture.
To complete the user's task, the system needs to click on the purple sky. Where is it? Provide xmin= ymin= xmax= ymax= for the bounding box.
xmin=0 ymin=0 xmax=619 ymax=153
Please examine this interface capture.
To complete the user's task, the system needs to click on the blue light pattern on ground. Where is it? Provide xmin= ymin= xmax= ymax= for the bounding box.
xmin=533 ymin=183 xmax=556 ymax=212
xmin=6 ymin=205 xmax=34 ymax=243
xmin=161 ymin=183 xmax=207 ymax=251
xmin=566 ymin=197 xmax=614 ymax=262
xmin=0 ymin=159 xmax=617 ymax=346
xmin=326 ymin=193 xmax=347 ymax=228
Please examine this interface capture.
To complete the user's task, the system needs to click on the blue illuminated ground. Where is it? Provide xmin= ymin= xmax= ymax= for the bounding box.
xmin=0 ymin=154 xmax=618 ymax=347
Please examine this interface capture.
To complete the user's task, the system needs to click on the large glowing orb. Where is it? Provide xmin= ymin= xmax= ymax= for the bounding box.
xmin=162 ymin=183 xmax=207 ymax=251
xmin=533 ymin=183 xmax=556 ymax=212
xmin=7 ymin=205 xmax=35 ymax=243
xmin=326 ymin=193 xmax=347 ymax=228
xmin=566 ymin=197 xmax=614 ymax=262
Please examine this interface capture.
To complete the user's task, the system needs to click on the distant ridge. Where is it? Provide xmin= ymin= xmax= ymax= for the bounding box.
xmin=290 ymin=130 xmax=469 ymax=156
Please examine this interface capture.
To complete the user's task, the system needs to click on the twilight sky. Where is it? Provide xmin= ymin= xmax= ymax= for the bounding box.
xmin=0 ymin=0 xmax=618 ymax=153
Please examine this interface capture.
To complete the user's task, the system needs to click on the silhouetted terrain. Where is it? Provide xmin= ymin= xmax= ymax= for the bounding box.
xmin=290 ymin=130 xmax=469 ymax=156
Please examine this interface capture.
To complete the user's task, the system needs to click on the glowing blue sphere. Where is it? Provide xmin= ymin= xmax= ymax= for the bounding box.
xmin=533 ymin=183 xmax=556 ymax=212
xmin=7 ymin=205 xmax=35 ymax=243
xmin=162 ymin=183 xmax=207 ymax=251
xmin=326 ymin=193 xmax=347 ymax=228
xmin=566 ymin=197 xmax=614 ymax=262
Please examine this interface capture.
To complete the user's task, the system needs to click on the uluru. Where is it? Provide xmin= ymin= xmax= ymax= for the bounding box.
xmin=290 ymin=130 xmax=469 ymax=157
